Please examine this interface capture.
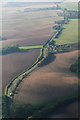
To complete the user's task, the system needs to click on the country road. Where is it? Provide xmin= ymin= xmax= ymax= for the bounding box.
xmin=5 ymin=30 xmax=60 ymax=97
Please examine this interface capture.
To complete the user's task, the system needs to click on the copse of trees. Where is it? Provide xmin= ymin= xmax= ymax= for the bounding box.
xmin=53 ymin=24 xmax=62 ymax=30
xmin=54 ymin=27 xmax=63 ymax=39
xmin=70 ymin=56 xmax=80 ymax=77
xmin=1 ymin=45 xmax=27 ymax=55
xmin=2 ymin=45 xmax=19 ymax=55
xmin=2 ymin=95 xmax=10 ymax=118
xmin=0 ymin=37 xmax=7 ymax=41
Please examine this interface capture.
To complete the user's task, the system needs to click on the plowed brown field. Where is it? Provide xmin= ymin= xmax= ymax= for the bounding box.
xmin=1 ymin=3 xmax=64 ymax=93
xmin=15 ymin=50 xmax=78 ymax=104
xmin=2 ymin=3 xmax=63 ymax=47
xmin=2 ymin=49 xmax=40 ymax=93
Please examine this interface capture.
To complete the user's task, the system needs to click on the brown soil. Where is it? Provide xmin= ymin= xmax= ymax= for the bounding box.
xmin=2 ymin=49 xmax=40 ymax=93
xmin=1 ymin=3 xmax=64 ymax=93
xmin=15 ymin=50 xmax=79 ymax=104
xmin=1 ymin=4 xmax=63 ymax=46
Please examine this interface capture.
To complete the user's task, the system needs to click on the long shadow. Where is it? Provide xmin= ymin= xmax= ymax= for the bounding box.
xmin=40 ymin=53 xmax=56 ymax=67
xmin=0 ymin=49 xmax=29 ymax=55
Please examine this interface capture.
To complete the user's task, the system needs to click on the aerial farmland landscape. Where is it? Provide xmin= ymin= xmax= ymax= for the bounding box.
xmin=1 ymin=0 xmax=80 ymax=119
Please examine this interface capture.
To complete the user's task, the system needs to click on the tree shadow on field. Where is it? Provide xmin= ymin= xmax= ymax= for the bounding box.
xmin=40 ymin=53 xmax=56 ymax=67
xmin=1 ymin=49 xmax=29 ymax=55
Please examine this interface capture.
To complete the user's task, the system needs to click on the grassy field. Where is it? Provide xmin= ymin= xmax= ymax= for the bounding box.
xmin=19 ymin=45 xmax=43 ymax=50
xmin=54 ymin=19 xmax=78 ymax=45
xmin=59 ymin=2 xmax=78 ymax=11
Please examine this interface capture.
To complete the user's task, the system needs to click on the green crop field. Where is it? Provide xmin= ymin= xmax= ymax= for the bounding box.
xmin=19 ymin=45 xmax=43 ymax=50
xmin=59 ymin=2 xmax=78 ymax=11
xmin=54 ymin=19 xmax=78 ymax=45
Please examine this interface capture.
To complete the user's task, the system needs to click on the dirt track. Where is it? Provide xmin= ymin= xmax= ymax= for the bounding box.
xmin=15 ymin=50 xmax=78 ymax=104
